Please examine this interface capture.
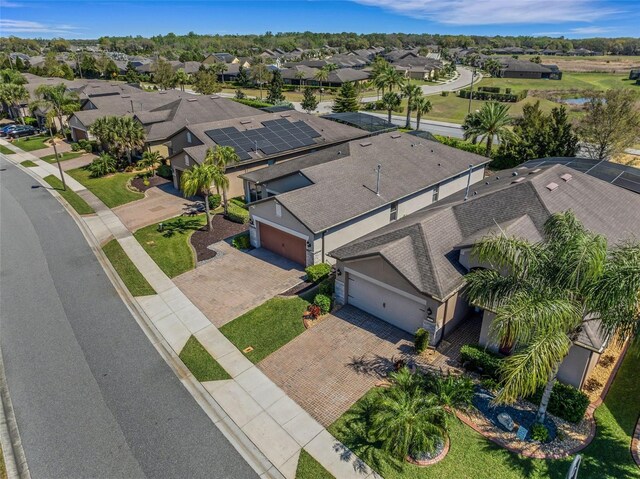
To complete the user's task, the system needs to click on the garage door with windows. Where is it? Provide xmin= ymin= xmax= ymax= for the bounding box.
xmin=347 ymin=273 xmax=426 ymax=334
xmin=258 ymin=222 xmax=307 ymax=266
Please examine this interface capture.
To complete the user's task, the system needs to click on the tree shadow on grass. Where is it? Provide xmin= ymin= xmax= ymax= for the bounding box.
xmin=159 ymin=218 xmax=203 ymax=237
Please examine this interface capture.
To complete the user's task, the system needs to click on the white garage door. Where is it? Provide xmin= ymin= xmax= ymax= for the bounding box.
xmin=347 ymin=273 xmax=426 ymax=334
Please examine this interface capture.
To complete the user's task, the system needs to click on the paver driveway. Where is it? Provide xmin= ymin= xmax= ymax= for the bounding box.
xmin=174 ymin=242 xmax=305 ymax=327
xmin=113 ymin=184 xmax=197 ymax=232
xmin=258 ymin=305 xmax=417 ymax=427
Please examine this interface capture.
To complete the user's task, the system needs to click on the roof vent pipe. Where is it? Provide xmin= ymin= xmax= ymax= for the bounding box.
xmin=375 ymin=164 xmax=381 ymax=196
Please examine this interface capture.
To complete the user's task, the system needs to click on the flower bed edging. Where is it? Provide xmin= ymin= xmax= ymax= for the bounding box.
xmin=405 ymin=436 xmax=450 ymax=467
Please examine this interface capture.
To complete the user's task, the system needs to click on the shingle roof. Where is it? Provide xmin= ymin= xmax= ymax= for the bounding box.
xmin=330 ymin=164 xmax=640 ymax=301
xmin=273 ymin=132 xmax=489 ymax=234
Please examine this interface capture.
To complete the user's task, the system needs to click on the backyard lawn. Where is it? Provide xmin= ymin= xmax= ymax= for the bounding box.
xmin=43 ymin=175 xmax=95 ymax=215
xmin=477 ymin=72 xmax=637 ymax=94
xmin=133 ymin=215 xmax=206 ymax=278
xmin=67 ymin=167 xmax=143 ymax=208
xmin=219 ymin=296 xmax=309 ymax=364
xmin=179 ymin=336 xmax=230 ymax=381
xmin=296 ymin=449 xmax=334 ymax=479
xmin=329 ymin=342 xmax=640 ymax=479
xmin=0 ymin=144 xmax=15 ymax=155
xmin=11 ymin=134 xmax=49 ymax=151
xmin=102 ymin=239 xmax=156 ymax=296
xmin=41 ymin=151 xmax=84 ymax=163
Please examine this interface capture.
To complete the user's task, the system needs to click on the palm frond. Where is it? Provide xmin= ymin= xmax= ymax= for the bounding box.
xmin=464 ymin=268 xmax=531 ymax=310
xmin=471 ymin=234 xmax=545 ymax=279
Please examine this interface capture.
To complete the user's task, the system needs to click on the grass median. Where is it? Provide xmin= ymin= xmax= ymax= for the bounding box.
xmin=102 ymin=239 xmax=156 ymax=297
xmin=179 ymin=336 xmax=230 ymax=381
xmin=43 ymin=175 xmax=95 ymax=215
xmin=20 ymin=159 xmax=37 ymax=167
xmin=296 ymin=449 xmax=334 ymax=479
xmin=0 ymin=144 xmax=15 ymax=155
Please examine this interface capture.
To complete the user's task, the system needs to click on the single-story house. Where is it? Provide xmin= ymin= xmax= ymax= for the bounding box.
xmin=166 ymin=110 xmax=367 ymax=198
xmin=329 ymin=163 xmax=640 ymax=388
xmin=244 ymin=132 xmax=488 ymax=267
xmin=497 ymin=58 xmax=562 ymax=80
xmin=203 ymin=53 xmax=239 ymax=65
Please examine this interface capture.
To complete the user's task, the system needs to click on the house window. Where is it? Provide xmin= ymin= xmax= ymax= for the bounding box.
xmin=432 ymin=185 xmax=440 ymax=202
xmin=390 ymin=201 xmax=398 ymax=221
xmin=275 ymin=203 xmax=282 ymax=217
xmin=186 ymin=132 xmax=192 ymax=144
xmin=184 ymin=154 xmax=190 ymax=166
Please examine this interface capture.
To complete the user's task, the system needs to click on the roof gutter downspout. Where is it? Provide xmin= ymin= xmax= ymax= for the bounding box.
xmin=463 ymin=164 xmax=473 ymax=201
xmin=321 ymin=231 xmax=326 ymax=263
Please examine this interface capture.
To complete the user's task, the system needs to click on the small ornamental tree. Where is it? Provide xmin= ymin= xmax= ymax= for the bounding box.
xmin=332 ymin=82 xmax=359 ymax=113
xmin=301 ymin=87 xmax=319 ymax=113
xmin=266 ymin=70 xmax=285 ymax=104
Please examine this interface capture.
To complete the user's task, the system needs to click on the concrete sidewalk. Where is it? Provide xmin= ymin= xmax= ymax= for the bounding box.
xmin=1 ymin=138 xmax=377 ymax=479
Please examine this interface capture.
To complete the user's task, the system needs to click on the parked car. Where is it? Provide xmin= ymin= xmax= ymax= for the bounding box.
xmin=7 ymin=125 xmax=37 ymax=138
xmin=0 ymin=124 xmax=19 ymax=136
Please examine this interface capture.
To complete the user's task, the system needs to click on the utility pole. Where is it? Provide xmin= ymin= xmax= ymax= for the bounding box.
xmin=467 ymin=67 xmax=477 ymax=115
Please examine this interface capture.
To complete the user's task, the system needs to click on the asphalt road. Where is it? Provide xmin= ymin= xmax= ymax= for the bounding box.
xmin=0 ymin=157 xmax=258 ymax=479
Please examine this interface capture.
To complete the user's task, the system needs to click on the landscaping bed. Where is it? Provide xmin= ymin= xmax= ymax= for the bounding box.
xmin=130 ymin=175 xmax=170 ymax=193
xmin=581 ymin=339 xmax=625 ymax=402
xmin=190 ymin=214 xmax=249 ymax=262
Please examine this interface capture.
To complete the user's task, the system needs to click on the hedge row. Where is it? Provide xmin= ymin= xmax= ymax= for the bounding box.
xmin=478 ymin=86 xmax=501 ymax=93
xmin=457 ymin=89 xmax=528 ymax=102
xmin=225 ymin=203 xmax=249 ymax=224
xmin=434 ymin=134 xmax=488 ymax=156
xmin=460 ymin=344 xmax=503 ymax=379
xmin=305 ymin=263 xmax=331 ymax=283
xmin=231 ymin=98 xmax=273 ymax=108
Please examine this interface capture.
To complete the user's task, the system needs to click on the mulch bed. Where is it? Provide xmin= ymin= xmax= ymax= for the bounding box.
xmin=190 ymin=214 xmax=249 ymax=262
xmin=281 ymin=280 xmax=315 ymax=297
xmin=130 ymin=175 xmax=170 ymax=192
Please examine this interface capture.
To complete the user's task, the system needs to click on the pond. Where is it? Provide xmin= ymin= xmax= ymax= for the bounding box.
xmin=562 ymin=97 xmax=591 ymax=105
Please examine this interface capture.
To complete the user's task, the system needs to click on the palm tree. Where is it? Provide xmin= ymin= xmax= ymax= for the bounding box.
xmin=206 ymin=145 xmax=240 ymax=215
xmin=294 ymin=70 xmax=306 ymax=91
xmin=0 ymin=83 xmax=29 ymax=124
xmin=483 ymin=59 xmax=503 ymax=77
xmin=139 ymin=150 xmax=163 ymax=176
xmin=462 ymin=102 xmax=513 ymax=157
xmin=465 ymin=211 xmax=640 ymax=423
xmin=314 ymin=67 xmax=329 ymax=102
xmin=90 ymin=116 xmax=116 ymax=152
xmin=33 ymin=83 xmax=80 ymax=132
xmin=250 ymin=63 xmax=270 ymax=100
xmin=116 ymin=117 xmax=146 ymax=164
xmin=174 ymin=68 xmax=190 ymax=91
xmin=401 ymin=83 xmax=423 ymax=129
xmin=180 ymin=162 xmax=218 ymax=231
xmin=380 ymin=92 xmax=401 ymax=123
xmin=413 ymin=96 xmax=432 ymax=130
xmin=380 ymin=65 xmax=406 ymax=93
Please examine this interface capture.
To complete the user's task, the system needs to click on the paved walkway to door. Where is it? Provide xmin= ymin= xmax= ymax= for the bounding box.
xmin=258 ymin=306 xmax=418 ymax=427
xmin=174 ymin=242 xmax=305 ymax=328
xmin=112 ymin=184 xmax=198 ymax=232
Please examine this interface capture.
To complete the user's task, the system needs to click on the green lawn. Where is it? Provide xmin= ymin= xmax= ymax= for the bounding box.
xmin=329 ymin=342 xmax=640 ymax=479
xmin=296 ymin=449 xmax=334 ymax=479
xmin=102 ymin=239 xmax=156 ymax=296
xmin=43 ymin=175 xmax=95 ymax=215
xmin=11 ymin=134 xmax=49 ymax=151
xmin=20 ymin=160 xmax=37 ymax=167
xmin=0 ymin=144 xmax=15 ymax=155
xmin=67 ymin=167 xmax=143 ymax=208
xmin=477 ymin=72 xmax=637 ymax=94
xmin=41 ymin=151 xmax=83 ymax=163
xmin=220 ymin=296 xmax=309 ymax=364
xmin=179 ymin=336 xmax=230 ymax=381
xmin=133 ymin=215 xmax=206 ymax=278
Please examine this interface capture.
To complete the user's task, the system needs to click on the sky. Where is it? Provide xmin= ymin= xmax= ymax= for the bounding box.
xmin=0 ymin=0 xmax=639 ymax=39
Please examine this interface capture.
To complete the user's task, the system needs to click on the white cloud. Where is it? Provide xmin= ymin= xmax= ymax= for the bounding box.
xmin=353 ymin=0 xmax=621 ymax=25
xmin=569 ymin=26 xmax=612 ymax=34
xmin=0 ymin=19 xmax=82 ymax=35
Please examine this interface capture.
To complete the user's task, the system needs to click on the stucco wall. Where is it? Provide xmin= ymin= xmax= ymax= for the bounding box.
xmin=263 ymin=173 xmax=312 ymax=196
xmin=439 ymin=166 xmax=486 ymax=198
xmin=557 ymin=345 xmax=592 ymax=388
xmin=442 ymin=291 xmax=470 ymax=334
xmin=167 ymin=129 xmax=203 ymax=157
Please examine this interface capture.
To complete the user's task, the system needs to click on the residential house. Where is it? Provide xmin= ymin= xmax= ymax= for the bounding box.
xmin=496 ymin=57 xmax=562 ymax=79
xmin=203 ymin=53 xmax=239 ymax=65
xmin=166 ymin=110 xmax=367 ymax=198
xmin=392 ymin=56 xmax=443 ymax=80
xmin=329 ymin=162 xmax=640 ymax=389
xmin=244 ymin=132 xmax=488 ymax=267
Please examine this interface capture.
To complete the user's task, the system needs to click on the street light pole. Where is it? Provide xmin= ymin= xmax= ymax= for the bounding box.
xmin=467 ymin=67 xmax=477 ymax=115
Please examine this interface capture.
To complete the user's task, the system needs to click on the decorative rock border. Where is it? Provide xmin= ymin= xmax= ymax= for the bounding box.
xmin=456 ymin=339 xmax=631 ymax=460
xmin=405 ymin=436 xmax=450 ymax=467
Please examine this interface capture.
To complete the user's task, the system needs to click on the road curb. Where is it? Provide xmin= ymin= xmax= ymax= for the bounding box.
xmin=1 ymin=155 xmax=285 ymax=479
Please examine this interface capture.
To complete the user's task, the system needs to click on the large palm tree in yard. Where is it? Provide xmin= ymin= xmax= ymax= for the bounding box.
xmin=180 ymin=162 xmax=218 ymax=231
xmin=117 ymin=117 xmax=146 ymax=164
xmin=380 ymin=92 xmax=401 ymax=124
xmin=139 ymin=150 xmax=163 ymax=176
xmin=462 ymin=102 xmax=513 ymax=157
xmin=33 ymin=83 xmax=80 ymax=131
xmin=465 ymin=211 xmax=640 ymax=423
xmin=0 ymin=83 xmax=29 ymax=124
xmin=401 ymin=83 xmax=423 ymax=129
xmin=413 ymin=96 xmax=432 ymax=130
xmin=205 ymin=145 xmax=240 ymax=215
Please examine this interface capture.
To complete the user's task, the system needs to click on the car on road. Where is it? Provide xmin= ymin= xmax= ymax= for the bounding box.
xmin=7 ymin=125 xmax=37 ymax=138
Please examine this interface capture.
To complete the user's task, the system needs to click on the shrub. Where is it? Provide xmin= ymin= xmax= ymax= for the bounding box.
xmin=208 ymin=193 xmax=221 ymax=210
xmin=414 ymin=328 xmax=430 ymax=353
xmin=460 ymin=344 xmax=503 ymax=379
xmin=232 ymin=98 xmax=273 ymax=109
xmin=229 ymin=196 xmax=247 ymax=209
xmin=225 ymin=203 xmax=249 ymax=224
xmin=156 ymin=163 xmax=172 ymax=179
xmin=434 ymin=134 xmax=488 ymax=156
xmin=307 ymin=304 xmax=322 ymax=319
xmin=583 ymin=377 xmax=602 ymax=392
xmin=318 ymin=278 xmax=334 ymax=296
xmin=441 ymin=90 xmax=450 ymax=96
xmin=71 ymin=142 xmax=81 ymax=151
xmin=78 ymin=139 xmax=94 ymax=152
xmin=232 ymin=233 xmax=251 ymax=250
xmin=305 ymin=263 xmax=331 ymax=283
xmin=87 ymin=153 xmax=117 ymax=178
xmin=505 ymin=87 xmax=512 ymax=94
xmin=314 ymin=294 xmax=331 ymax=314
xmin=23 ymin=116 xmax=38 ymax=127
xmin=529 ymin=382 xmax=590 ymax=423
xmin=530 ymin=423 xmax=550 ymax=442
xmin=598 ymin=354 xmax=615 ymax=368
xmin=478 ymin=86 xmax=501 ymax=93
xmin=481 ymin=377 xmax=500 ymax=392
